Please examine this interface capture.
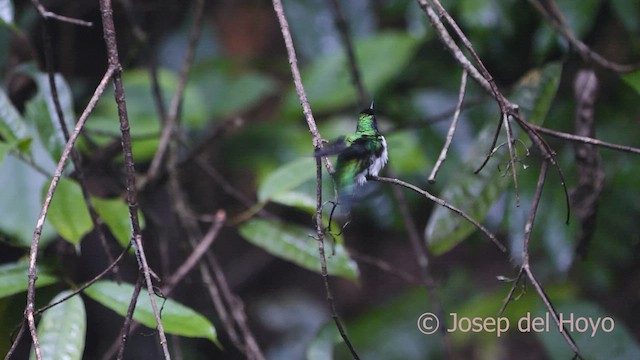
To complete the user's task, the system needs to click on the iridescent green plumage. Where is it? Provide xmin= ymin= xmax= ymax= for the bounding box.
xmin=315 ymin=105 xmax=388 ymax=207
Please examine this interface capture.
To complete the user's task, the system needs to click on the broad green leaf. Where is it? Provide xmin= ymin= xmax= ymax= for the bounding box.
xmin=270 ymin=190 xmax=317 ymax=213
xmin=20 ymin=67 xmax=76 ymax=163
xmin=84 ymin=68 xmax=207 ymax=162
xmin=30 ymin=291 xmax=86 ymax=360
xmin=92 ymin=196 xmax=144 ymax=248
xmin=258 ymin=157 xmax=316 ymax=203
xmin=0 ymin=261 xmax=58 ymax=299
xmin=283 ymin=32 xmax=421 ymax=115
xmin=84 ymin=280 xmax=219 ymax=346
xmin=306 ymin=324 xmax=340 ymax=360
xmin=0 ymin=155 xmax=55 ymax=247
xmin=191 ymin=62 xmax=275 ymax=119
xmin=44 ymin=178 xmax=92 ymax=245
xmin=425 ymin=63 xmax=562 ymax=254
xmin=536 ymin=301 xmax=640 ymax=359
xmin=0 ymin=141 xmax=11 ymax=164
xmin=238 ymin=219 xmax=359 ymax=282
xmin=0 ymin=88 xmax=30 ymax=153
xmin=621 ymin=69 xmax=640 ymax=97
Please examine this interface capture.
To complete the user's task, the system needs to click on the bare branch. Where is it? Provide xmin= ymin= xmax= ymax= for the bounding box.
xmin=528 ymin=124 xmax=640 ymax=155
xmin=25 ymin=67 xmax=114 ymax=358
xmin=142 ymin=0 xmax=206 ymax=188
xmin=30 ymin=0 xmax=93 ymax=27
xmin=98 ymin=0 xmax=170 ymax=357
xmin=327 ymin=0 xmax=368 ymax=107
xmin=428 ymin=70 xmax=467 ymax=183
xmin=371 ymin=175 xmax=506 ymax=253
xmin=273 ymin=0 xmax=358 ymax=356
xmin=528 ymin=0 xmax=637 ymax=72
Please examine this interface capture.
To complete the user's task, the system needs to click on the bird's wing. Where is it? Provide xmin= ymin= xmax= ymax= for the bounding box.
xmin=314 ymin=136 xmax=347 ymax=157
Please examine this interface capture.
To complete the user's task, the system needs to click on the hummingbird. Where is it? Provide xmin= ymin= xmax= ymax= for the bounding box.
xmin=314 ymin=102 xmax=388 ymax=208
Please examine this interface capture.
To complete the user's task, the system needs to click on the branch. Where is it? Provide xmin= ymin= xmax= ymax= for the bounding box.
xmin=141 ymin=0 xmax=206 ymax=188
xmin=30 ymin=0 xmax=93 ymax=26
xmin=97 ymin=0 xmax=170 ymax=357
xmin=273 ymin=0 xmax=358 ymax=357
xmin=528 ymin=124 xmax=640 ymax=155
xmin=371 ymin=175 xmax=506 ymax=253
xmin=428 ymin=70 xmax=467 ymax=183
xmin=327 ymin=0 xmax=368 ymax=107
xmin=528 ymin=0 xmax=637 ymax=73
xmin=24 ymin=67 xmax=114 ymax=359
xmin=40 ymin=16 xmax=121 ymax=281
xmin=500 ymin=161 xmax=582 ymax=357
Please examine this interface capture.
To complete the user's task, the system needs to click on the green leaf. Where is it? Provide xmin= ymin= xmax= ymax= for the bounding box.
xmin=238 ymin=219 xmax=359 ymax=282
xmin=0 ymin=141 xmax=11 ymax=164
xmin=0 ymin=261 xmax=58 ymax=299
xmin=0 ymin=155 xmax=55 ymax=247
xmin=306 ymin=324 xmax=340 ymax=360
xmin=0 ymin=88 xmax=31 ymax=153
xmin=83 ymin=280 xmax=219 ymax=346
xmin=84 ymin=68 xmax=207 ymax=162
xmin=258 ymin=157 xmax=317 ymax=203
xmin=92 ymin=196 xmax=144 ymax=248
xmin=21 ymin=67 xmax=76 ymax=163
xmin=44 ymin=178 xmax=93 ymax=245
xmin=425 ymin=63 xmax=562 ymax=254
xmin=621 ymin=69 xmax=640 ymax=97
xmin=270 ymin=190 xmax=317 ymax=213
xmin=191 ymin=62 xmax=275 ymax=119
xmin=283 ymin=32 xmax=421 ymax=115
xmin=30 ymin=291 xmax=86 ymax=360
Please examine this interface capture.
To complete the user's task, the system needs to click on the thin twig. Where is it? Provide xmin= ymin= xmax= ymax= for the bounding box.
xmin=386 ymin=168 xmax=453 ymax=356
xmin=371 ymin=175 xmax=506 ymax=253
xmin=163 ymin=210 xmax=226 ymax=293
xmin=24 ymin=67 xmax=114 ymax=359
xmin=499 ymin=161 xmax=582 ymax=357
xmin=142 ymin=0 xmax=206 ymax=189
xmin=428 ymin=70 xmax=467 ymax=183
xmin=528 ymin=0 xmax=637 ymax=73
xmin=98 ymin=0 xmax=170 ymax=357
xmin=40 ymin=18 xmax=120 ymax=281
xmin=327 ymin=0 xmax=368 ymax=107
xmin=36 ymin=245 xmax=131 ymax=315
xmin=114 ymin=273 xmax=144 ymax=360
xmin=273 ymin=1 xmax=359 ymax=357
xmin=528 ymin=123 xmax=640 ymax=155
xmin=30 ymin=0 xmax=93 ymax=27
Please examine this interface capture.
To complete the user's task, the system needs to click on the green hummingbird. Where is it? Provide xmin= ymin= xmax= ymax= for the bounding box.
xmin=315 ymin=102 xmax=388 ymax=207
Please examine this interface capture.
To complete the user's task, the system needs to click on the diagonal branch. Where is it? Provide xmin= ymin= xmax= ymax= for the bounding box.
xmin=272 ymin=0 xmax=358 ymax=357
xmin=371 ymin=175 xmax=506 ymax=253
xmin=528 ymin=0 xmax=637 ymax=73
xmin=24 ymin=67 xmax=114 ymax=359
xmin=30 ymin=0 xmax=93 ymax=27
xmin=142 ymin=0 xmax=206 ymax=188
xmin=98 ymin=0 xmax=170 ymax=358
xmin=428 ymin=70 xmax=467 ymax=183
